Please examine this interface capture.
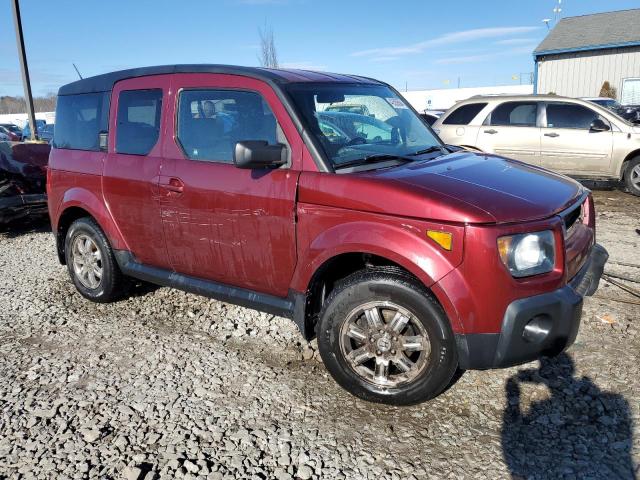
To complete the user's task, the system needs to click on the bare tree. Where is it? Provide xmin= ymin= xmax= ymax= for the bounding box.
xmin=258 ymin=23 xmax=279 ymax=69
xmin=0 ymin=94 xmax=57 ymax=114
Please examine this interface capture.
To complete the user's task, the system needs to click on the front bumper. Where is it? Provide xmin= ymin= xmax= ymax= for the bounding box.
xmin=0 ymin=193 xmax=48 ymax=224
xmin=456 ymin=243 xmax=608 ymax=370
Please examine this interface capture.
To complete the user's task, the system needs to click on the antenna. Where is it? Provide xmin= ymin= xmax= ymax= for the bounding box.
xmin=553 ymin=0 xmax=563 ymax=24
xmin=72 ymin=63 xmax=83 ymax=80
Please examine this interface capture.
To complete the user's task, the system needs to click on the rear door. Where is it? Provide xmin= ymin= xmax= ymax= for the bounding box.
xmin=102 ymin=76 xmax=170 ymax=268
xmin=540 ymin=102 xmax=614 ymax=176
xmin=159 ymin=73 xmax=302 ymax=297
xmin=476 ymin=101 xmax=541 ymax=165
xmin=434 ymin=102 xmax=487 ymax=148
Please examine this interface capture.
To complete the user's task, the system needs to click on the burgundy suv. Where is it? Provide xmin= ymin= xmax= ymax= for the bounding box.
xmin=47 ymin=65 xmax=607 ymax=405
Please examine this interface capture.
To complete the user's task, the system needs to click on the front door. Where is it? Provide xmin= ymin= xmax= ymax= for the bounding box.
xmin=102 ymin=76 xmax=170 ymax=268
xmin=159 ymin=73 xmax=302 ymax=297
xmin=476 ymin=101 xmax=541 ymax=165
xmin=540 ymin=102 xmax=614 ymax=176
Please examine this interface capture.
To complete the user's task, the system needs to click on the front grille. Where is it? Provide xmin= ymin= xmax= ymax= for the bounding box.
xmin=563 ymin=200 xmax=584 ymax=238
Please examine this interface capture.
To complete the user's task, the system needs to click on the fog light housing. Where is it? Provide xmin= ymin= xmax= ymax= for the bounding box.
xmin=522 ymin=315 xmax=552 ymax=344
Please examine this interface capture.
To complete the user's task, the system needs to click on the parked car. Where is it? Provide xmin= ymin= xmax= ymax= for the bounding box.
xmin=0 ymin=124 xmax=23 ymax=141
xmin=316 ymin=111 xmax=395 ymax=143
xmin=325 ymin=104 xmax=371 ymax=116
xmin=0 ymin=141 xmax=49 ymax=224
xmin=48 ymin=66 xmax=607 ymax=405
xmin=21 ymin=119 xmax=47 ymax=140
xmin=582 ymin=97 xmax=640 ymax=124
xmin=433 ymin=95 xmax=640 ymax=196
xmin=420 ymin=109 xmax=445 ymax=126
xmin=39 ymin=124 xmax=55 ymax=143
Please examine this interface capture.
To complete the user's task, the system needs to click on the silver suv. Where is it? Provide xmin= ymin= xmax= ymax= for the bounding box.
xmin=433 ymin=95 xmax=640 ymax=195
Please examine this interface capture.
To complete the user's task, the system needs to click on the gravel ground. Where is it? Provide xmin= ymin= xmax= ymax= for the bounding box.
xmin=0 ymin=190 xmax=638 ymax=480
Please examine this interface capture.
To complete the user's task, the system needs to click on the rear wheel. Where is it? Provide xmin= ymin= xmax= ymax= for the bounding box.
xmin=317 ymin=269 xmax=459 ymax=405
xmin=624 ymin=156 xmax=640 ymax=196
xmin=65 ymin=217 xmax=128 ymax=302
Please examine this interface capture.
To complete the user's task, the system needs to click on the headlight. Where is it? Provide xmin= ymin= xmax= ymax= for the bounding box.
xmin=497 ymin=231 xmax=555 ymax=278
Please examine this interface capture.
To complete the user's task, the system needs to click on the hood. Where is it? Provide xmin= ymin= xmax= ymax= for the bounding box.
xmin=298 ymin=151 xmax=583 ymax=224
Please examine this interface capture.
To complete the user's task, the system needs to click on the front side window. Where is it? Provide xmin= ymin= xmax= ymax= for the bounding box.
xmin=177 ymin=89 xmax=278 ymax=163
xmin=286 ymin=83 xmax=441 ymax=168
xmin=489 ymin=102 xmax=538 ymax=127
xmin=442 ymin=103 xmax=487 ymax=125
xmin=54 ymin=92 xmax=109 ymax=151
xmin=116 ymin=89 xmax=162 ymax=155
xmin=546 ymin=103 xmax=605 ymax=129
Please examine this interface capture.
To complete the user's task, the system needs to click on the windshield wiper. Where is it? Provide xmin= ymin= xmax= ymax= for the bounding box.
xmin=409 ymin=145 xmax=447 ymax=156
xmin=334 ymin=153 xmax=414 ymax=170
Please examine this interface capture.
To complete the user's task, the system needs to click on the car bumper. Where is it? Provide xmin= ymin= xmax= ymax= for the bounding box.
xmin=0 ymin=193 xmax=48 ymax=224
xmin=456 ymin=243 xmax=608 ymax=370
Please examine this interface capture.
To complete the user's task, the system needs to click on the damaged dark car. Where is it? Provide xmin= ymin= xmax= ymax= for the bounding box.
xmin=0 ymin=141 xmax=50 ymax=224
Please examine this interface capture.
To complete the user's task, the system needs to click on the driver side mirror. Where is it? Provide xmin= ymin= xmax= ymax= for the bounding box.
xmin=233 ymin=141 xmax=287 ymax=169
xmin=590 ymin=118 xmax=610 ymax=132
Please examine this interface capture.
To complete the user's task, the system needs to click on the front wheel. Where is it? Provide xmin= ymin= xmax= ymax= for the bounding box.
xmin=317 ymin=269 xmax=459 ymax=405
xmin=624 ymin=156 xmax=640 ymax=196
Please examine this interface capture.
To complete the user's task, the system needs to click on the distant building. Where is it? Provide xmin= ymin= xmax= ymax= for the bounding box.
xmin=534 ymin=9 xmax=640 ymax=104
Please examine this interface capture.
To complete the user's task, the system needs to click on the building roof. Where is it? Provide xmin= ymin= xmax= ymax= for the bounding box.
xmin=534 ymin=9 xmax=640 ymax=55
xmin=58 ymin=64 xmax=381 ymax=96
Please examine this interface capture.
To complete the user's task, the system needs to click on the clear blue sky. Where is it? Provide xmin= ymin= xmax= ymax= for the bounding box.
xmin=1 ymin=0 xmax=639 ymax=96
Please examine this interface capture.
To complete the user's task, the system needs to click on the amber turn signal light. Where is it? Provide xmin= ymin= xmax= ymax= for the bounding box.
xmin=427 ymin=230 xmax=452 ymax=251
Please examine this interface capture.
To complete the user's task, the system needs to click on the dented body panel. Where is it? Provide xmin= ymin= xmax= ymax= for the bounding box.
xmin=0 ymin=142 xmax=49 ymax=224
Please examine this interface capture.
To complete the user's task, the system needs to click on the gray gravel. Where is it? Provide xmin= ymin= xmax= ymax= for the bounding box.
xmin=0 ymin=190 xmax=638 ymax=479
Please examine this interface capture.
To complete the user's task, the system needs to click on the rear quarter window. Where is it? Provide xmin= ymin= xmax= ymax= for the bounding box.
xmin=442 ymin=103 xmax=487 ymax=125
xmin=53 ymin=92 xmax=109 ymax=151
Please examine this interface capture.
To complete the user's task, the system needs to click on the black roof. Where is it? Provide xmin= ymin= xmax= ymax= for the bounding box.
xmin=58 ymin=64 xmax=382 ymax=96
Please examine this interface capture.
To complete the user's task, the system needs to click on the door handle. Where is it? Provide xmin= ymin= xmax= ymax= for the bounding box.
xmin=544 ymin=132 xmax=560 ymax=138
xmin=484 ymin=129 xmax=498 ymax=134
xmin=161 ymin=177 xmax=184 ymax=194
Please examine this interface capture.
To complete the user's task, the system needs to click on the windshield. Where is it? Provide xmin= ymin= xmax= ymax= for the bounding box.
xmin=592 ymin=99 xmax=620 ymax=109
xmin=286 ymin=83 xmax=441 ymax=168
xmin=1 ymin=124 xmax=21 ymax=133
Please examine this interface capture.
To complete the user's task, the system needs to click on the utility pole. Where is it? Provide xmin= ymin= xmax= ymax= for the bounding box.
xmin=11 ymin=0 xmax=37 ymax=141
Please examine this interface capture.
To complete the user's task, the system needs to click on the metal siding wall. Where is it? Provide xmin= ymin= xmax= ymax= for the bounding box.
xmin=536 ymin=46 xmax=640 ymax=98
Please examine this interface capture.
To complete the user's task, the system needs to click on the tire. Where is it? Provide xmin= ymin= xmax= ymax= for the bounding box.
xmin=624 ymin=156 xmax=640 ymax=196
xmin=317 ymin=269 xmax=458 ymax=405
xmin=64 ymin=217 xmax=129 ymax=303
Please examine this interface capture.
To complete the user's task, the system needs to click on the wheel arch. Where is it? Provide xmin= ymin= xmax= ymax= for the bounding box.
xmin=620 ymin=149 xmax=640 ymax=180
xmin=55 ymin=188 xmax=126 ymax=264
xmin=297 ymin=249 xmax=463 ymax=341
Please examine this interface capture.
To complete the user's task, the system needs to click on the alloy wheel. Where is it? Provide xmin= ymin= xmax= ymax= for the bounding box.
xmin=71 ymin=234 xmax=103 ymax=289
xmin=631 ymin=164 xmax=640 ymax=189
xmin=338 ymin=301 xmax=431 ymax=388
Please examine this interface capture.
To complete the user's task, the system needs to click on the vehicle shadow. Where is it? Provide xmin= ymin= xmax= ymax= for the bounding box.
xmin=501 ymin=353 xmax=637 ymax=479
xmin=0 ymin=215 xmax=51 ymax=238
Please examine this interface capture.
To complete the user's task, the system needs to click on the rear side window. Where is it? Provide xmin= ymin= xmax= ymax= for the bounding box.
xmin=116 ymin=89 xmax=162 ymax=155
xmin=176 ymin=89 xmax=277 ymax=163
xmin=442 ymin=103 xmax=487 ymax=125
xmin=546 ymin=103 xmax=602 ymax=129
xmin=53 ymin=92 xmax=109 ymax=151
xmin=489 ymin=102 xmax=538 ymax=127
